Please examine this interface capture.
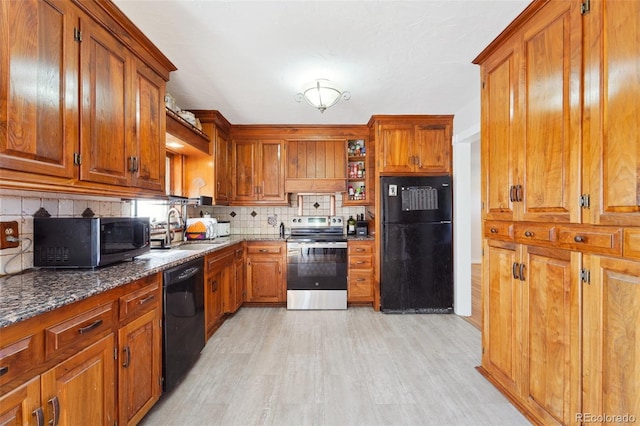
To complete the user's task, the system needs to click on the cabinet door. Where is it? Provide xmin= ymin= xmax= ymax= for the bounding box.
xmin=482 ymin=239 xmax=520 ymax=395
xmin=79 ymin=16 xmax=132 ymax=187
xmin=246 ymin=256 xmax=283 ymax=302
xmin=413 ymin=123 xmax=451 ymax=174
xmin=205 ymin=268 xmax=225 ymax=332
xmin=481 ymin=44 xmax=519 ymax=222
xmin=0 ymin=377 xmax=40 ymax=426
xmin=582 ymin=255 xmax=640 ymax=424
xmin=0 ymin=0 xmax=78 ymax=178
xmin=40 ymin=334 xmax=116 ymax=426
xmin=234 ymin=256 xmax=246 ymax=310
xmin=377 ymin=123 xmax=414 ymax=173
xmin=583 ymin=0 xmax=640 ymax=227
xmin=520 ymin=245 xmax=578 ymax=425
xmin=518 ymin=0 xmax=581 ymax=223
xmin=131 ymin=59 xmax=165 ymax=192
xmin=232 ymin=139 xmax=258 ymax=201
xmin=215 ymin=131 xmax=231 ymax=204
xmin=259 ymin=140 xmax=286 ymax=201
xmin=118 ymin=309 xmax=161 ymax=426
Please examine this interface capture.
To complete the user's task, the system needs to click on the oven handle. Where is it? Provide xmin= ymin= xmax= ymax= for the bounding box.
xmin=287 ymin=242 xmax=347 ymax=250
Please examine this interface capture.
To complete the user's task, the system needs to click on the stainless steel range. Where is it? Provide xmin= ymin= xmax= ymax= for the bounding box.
xmin=286 ymin=216 xmax=347 ymax=310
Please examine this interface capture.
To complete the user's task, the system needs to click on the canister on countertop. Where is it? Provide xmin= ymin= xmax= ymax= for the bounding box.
xmin=217 ymin=220 xmax=231 ymax=236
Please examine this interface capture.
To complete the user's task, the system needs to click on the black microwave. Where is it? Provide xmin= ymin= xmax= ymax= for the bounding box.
xmin=34 ymin=217 xmax=150 ymax=268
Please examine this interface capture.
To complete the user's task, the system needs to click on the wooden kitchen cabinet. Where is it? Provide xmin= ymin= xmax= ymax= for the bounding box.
xmin=232 ymin=139 xmax=287 ymax=205
xmin=582 ymin=0 xmax=640 ymax=227
xmin=245 ymin=242 xmax=286 ymax=303
xmin=476 ymin=1 xmax=640 ymax=423
xmin=117 ymin=275 xmax=162 ymax=426
xmin=205 ymin=248 xmax=233 ymax=338
xmin=582 ymin=255 xmax=640 ymax=423
xmin=0 ymin=0 xmax=175 ymax=198
xmin=0 ymin=273 xmax=163 ymax=426
xmin=478 ymin=0 xmax=581 ymax=224
xmin=226 ymin=243 xmax=246 ymax=314
xmin=285 ymin=139 xmax=346 ymax=193
xmin=347 ymin=240 xmax=374 ymax=303
xmin=370 ymin=116 xmax=453 ymax=175
xmin=481 ymin=239 xmax=578 ymax=425
xmin=40 ymin=334 xmax=116 ymax=426
xmin=344 ymin=139 xmax=373 ymax=206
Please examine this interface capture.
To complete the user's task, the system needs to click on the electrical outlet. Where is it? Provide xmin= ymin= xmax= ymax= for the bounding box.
xmin=0 ymin=221 xmax=19 ymax=249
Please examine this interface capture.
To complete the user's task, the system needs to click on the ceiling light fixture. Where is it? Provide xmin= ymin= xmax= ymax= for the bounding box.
xmin=295 ymin=79 xmax=351 ymax=113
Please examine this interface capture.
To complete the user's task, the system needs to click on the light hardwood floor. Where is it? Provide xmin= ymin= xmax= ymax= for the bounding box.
xmin=142 ymin=307 xmax=528 ymax=426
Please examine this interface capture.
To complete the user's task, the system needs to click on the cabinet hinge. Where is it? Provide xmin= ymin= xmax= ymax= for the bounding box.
xmin=581 ymin=0 xmax=591 ymax=14
xmin=482 ymin=80 xmax=485 ymax=89
xmin=579 ymin=194 xmax=591 ymax=209
xmin=74 ymin=27 xmax=82 ymax=42
xmin=113 ymin=347 xmax=118 ymax=360
xmin=73 ymin=152 xmax=82 ymax=165
xmin=580 ymin=268 xmax=591 ymax=284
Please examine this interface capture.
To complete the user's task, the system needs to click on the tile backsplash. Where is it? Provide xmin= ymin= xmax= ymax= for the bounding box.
xmin=0 ymin=190 xmax=364 ymax=275
xmin=187 ymin=193 xmax=365 ymax=236
xmin=0 ymin=189 xmax=132 ymax=275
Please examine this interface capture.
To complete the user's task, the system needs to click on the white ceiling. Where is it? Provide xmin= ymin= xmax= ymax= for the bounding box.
xmin=112 ymin=0 xmax=529 ymax=126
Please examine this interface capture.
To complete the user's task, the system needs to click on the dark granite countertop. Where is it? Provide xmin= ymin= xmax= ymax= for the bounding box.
xmin=0 ymin=235 xmax=287 ymax=329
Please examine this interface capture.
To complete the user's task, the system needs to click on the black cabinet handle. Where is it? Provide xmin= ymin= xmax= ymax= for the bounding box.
xmin=211 ymin=280 xmax=218 ymax=292
xmin=512 ymin=262 xmax=519 ymax=280
xmin=574 ymin=235 xmax=585 ymax=243
xmin=524 ymin=231 xmax=534 ymax=237
xmin=509 ymin=185 xmax=516 ymax=202
xmin=123 ymin=346 xmax=131 ymax=368
xmin=0 ymin=365 xmax=8 ymax=377
xmin=78 ymin=319 xmax=103 ymax=334
xmin=516 ymin=184 xmax=523 ymax=202
xmin=490 ymin=228 xmax=498 ymax=234
xmin=32 ymin=407 xmax=44 ymax=426
xmin=519 ymin=263 xmax=526 ymax=281
xmin=49 ymin=396 xmax=60 ymax=426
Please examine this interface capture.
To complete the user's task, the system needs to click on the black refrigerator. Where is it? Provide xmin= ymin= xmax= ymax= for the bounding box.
xmin=380 ymin=175 xmax=453 ymax=313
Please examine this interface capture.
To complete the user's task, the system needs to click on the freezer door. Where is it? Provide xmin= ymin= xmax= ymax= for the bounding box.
xmin=381 ymin=222 xmax=453 ymax=313
xmin=381 ymin=175 xmax=452 ymax=223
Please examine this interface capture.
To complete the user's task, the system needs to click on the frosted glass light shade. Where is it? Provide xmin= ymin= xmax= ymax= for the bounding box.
xmin=296 ymin=79 xmax=350 ymax=113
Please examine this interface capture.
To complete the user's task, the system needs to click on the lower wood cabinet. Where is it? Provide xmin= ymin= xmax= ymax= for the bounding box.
xmin=245 ymin=241 xmax=285 ymax=303
xmin=347 ymin=240 xmax=374 ymax=303
xmin=225 ymin=243 xmax=246 ymax=314
xmin=0 ymin=273 xmax=162 ymax=426
xmin=482 ymin=235 xmax=640 ymax=425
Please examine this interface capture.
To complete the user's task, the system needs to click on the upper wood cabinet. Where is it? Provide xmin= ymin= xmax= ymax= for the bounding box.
xmin=285 ymin=139 xmax=346 ymax=193
xmin=369 ymin=115 xmax=453 ymax=175
xmin=0 ymin=0 xmax=79 ymax=179
xmin=477 ymin=0 xmax=582 ymax=224
xmin=582 ymin=0 xmax=640 ymax=227
xmin=231 ymin=138 xmax=287 ymax=205
xmin=0 ymin=0 xmax=175 ymax=197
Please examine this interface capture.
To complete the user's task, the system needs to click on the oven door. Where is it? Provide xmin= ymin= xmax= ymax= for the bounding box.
xmin=286 ymin=241 xmax=348 ymax=310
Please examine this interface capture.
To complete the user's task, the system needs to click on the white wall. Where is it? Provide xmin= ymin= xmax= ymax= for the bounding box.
xmin=452 ymin=93 xmax=482 ymax=317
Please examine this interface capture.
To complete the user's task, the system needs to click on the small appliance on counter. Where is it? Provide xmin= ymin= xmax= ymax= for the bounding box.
xmin=185 ymin=218 xmax=217 ymax=240
xmin=356 ymin=220 xmax=369 ymax=236
xmin=217 ymin=220 xmax=231 ymax=237
xmin=34 ymin=217 xmax=150 ymax=268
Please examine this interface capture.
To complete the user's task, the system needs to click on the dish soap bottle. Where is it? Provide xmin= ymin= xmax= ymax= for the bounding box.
xmin=347 ymin=215 xmax=356 ymax=235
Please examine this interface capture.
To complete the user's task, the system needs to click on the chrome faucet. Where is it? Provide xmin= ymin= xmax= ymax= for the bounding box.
xmin=165 ymin=207 xmax=183 ymax=247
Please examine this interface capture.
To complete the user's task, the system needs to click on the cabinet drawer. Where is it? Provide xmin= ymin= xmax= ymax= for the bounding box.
xmin=348 ymin=242 xmax=373 ymax=255
xmin=348 ymin=271 xmax=374 ymax=300
xmin=247 ymin=244 xmax=283 ymax=255
xmin=0 ymin=335 xmax=40 ymax=387
xmin=119 ymin=280 xmax=160 ymax=322
xmin=45 ymin=302 xmax=114 ymax=360
xmin=623 ymin=228 xmax=640 ymax=260
xmin=514 ymin=223 xmax=556 ymax=245
xmin=348 ymin=255 xmax=373 ymax=270
xmin=557 ymin=226 xmax=622 ymax=255
xmin=484 ymin=221 xmax=514 ymax=241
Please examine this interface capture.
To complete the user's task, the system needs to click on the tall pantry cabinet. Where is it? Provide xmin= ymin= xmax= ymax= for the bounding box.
xmin=475 ymin=0 xmax=639 ymax=425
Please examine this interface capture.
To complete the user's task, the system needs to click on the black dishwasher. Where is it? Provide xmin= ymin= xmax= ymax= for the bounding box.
xmin=162 ymin=257 xmax=205 ymax=392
